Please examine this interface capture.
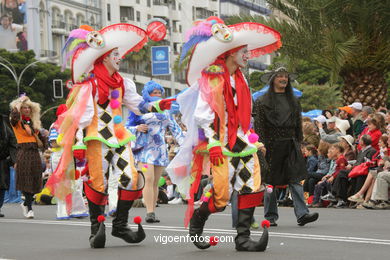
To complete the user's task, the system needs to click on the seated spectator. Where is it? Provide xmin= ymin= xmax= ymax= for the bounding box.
xmin=304 ymin=141 xmax=331 ymax=197
xmin=349 ymin=102 xmax=364 ymax=138
xmin=362 ymin=158 xmax=390 ymax=209
xmin=317 ymin=117 xmax=343 ymax=143
xmin=348 ymin=135 xmax=389 ymax=206
xmin=331 ymin=135 xmax=376 ymax=208
xmin=312 ymin=143 xmax=346 ymax=207
xmin=357 ymin=113 xmax=384 ymax=151
xmin=303 ymin=122 xmax=320 ymax=147
xmin=338 ymin=135 xmax=356 ymax=161
xmin=338 ymin=106 xmax=354 ymax=136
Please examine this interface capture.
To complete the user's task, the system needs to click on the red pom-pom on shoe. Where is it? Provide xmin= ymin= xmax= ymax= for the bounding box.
xmin=261 ymin=220 xmax=271 ymax=228
xmin=209 ymin=236 xmax=218 ymax=246
xmin=87 ymin=180 xmax=92 ymax=184
xmin=133 ymin=216 xmax=142 ymax=224
xmin=97 ymin=215 xmax=105 ymax=223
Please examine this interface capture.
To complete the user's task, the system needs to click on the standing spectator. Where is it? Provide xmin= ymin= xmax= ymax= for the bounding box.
xmin=349 ymin=102 xmax=364 ymax=138
xmin=9 ymin=96 xmax=46 ymax=219
xmin=0 ymin=114 xmax=17 ymax=217
xmin=254 ymin=66 xmax=319 ymax=227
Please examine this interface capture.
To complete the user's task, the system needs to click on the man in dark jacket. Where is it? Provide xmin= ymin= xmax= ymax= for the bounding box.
xmin=253 ymin=66 xmax=319 ymax=227
xmin=0 ymin=114 xmax=17 ymax=217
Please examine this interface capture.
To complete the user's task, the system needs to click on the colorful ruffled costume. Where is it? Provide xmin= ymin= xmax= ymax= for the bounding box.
xmin=166 ymin=17 xmax=282 ymax=251
xmin=45 ymin=24 xmax=171 ymax=248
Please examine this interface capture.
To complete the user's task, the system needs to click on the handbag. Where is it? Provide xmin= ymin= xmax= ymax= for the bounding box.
xmin=348 ymin=162 xmax=370 ymax=178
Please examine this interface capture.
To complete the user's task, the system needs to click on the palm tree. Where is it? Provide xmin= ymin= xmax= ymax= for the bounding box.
xmin=228 ymin=0 xmax=390 ymax=108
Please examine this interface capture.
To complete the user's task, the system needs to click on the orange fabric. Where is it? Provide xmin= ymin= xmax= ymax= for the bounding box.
xmin=12 ymin=121 xmax=37 ymax=144
xmin=127 ymin=143 xmax=139 ymax=190
xmin=86 ymin=140 xmax=105 ymax=192
xmin=211 ymin=158 xmax=230 ymax=209
xmin=252 ymin=153 xmax=261 ymax=191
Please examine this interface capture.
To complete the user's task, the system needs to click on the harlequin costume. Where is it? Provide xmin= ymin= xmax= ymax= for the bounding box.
xmin=45 ymin=24 xmax=173 ymax=248
xmin=166 ymin=17 xmax=282 ymax=251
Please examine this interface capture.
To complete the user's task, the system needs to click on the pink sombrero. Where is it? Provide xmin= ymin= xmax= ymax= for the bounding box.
xmin=62 ymin=24 xmax=148 ymax=83
xmin=180 ymin=17 xmax=282 ymax=86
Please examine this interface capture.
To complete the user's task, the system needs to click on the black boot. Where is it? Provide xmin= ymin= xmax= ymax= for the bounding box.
xmin=112 ymin=187 xmax=146 ymax=243
xmin=235 ymin=207 xmax=269 ymax=251
xmin=84 ymin=183 xmax=107 ymax=248
xmin=189 ymin=201 xmax=215 ymax=250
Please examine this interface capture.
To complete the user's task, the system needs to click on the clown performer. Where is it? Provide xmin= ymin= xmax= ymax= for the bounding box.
xmin=166 ymin=17 xmax=282 ymax=251
xmin=45 ymin=24 xmax=175 ymax=248
xmin=126 ymin=80 xmax=184 ymax=223
xmin=48 ymin=104 xmax=89 ymax=220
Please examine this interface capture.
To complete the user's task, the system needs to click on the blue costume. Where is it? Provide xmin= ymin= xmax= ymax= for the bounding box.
xmin=126 ymin=81 xmax=184 ymax=166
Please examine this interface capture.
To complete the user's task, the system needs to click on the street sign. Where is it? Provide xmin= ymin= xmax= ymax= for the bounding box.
xmin=151 ymin=46 xmax=170 ymax=76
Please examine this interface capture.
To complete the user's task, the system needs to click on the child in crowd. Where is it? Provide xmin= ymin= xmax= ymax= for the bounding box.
xmin=312 ymin=144 xmax=346 ymax=207
xmin=304 ymin=141 xmax=331 ymax=197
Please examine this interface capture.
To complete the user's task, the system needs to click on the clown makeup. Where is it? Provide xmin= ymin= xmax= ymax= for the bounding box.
xmin=233 ymin=47 xmax=250 ymax=68
xmin=105 ymin=48 xmax=121 ymax=72
xmin=273 ymin=72 xmax=289 ymax=93
xmin=20 ymin=104 xmax=31 ymax=117
xmin=150 ymin=89 xmax=162 ymax=98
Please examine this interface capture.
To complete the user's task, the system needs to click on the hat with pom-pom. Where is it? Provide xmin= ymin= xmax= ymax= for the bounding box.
xmin=63 ymin=23 xmax=153 ymax=83
xmin=180 ymin=16 xmax=282 ymax=86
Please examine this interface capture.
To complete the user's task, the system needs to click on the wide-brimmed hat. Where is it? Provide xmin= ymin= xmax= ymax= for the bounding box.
xmin=63 ymin=24 xmax=148 ymax=83
xmin=260 ymin=65 xmax=298 ymax=84
xmin=338 ymin=135 xmax=355 ymax=148
xmin=180 ymin=17 xmax=282 ymax=86
xmin=335 ymin=118 xmax=350 ymax=135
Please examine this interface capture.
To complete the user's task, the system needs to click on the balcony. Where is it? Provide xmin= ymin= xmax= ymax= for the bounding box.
xmin=220 ymin=0 xmax=271 ymax=16
xmin=194 ymin=0 xmax=209 ymax=8
xmin=152 ymin=4 xmax=169 ymax=17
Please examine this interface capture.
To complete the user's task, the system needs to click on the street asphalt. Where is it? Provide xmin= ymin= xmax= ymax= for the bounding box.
xmin=1 ymin=203 xmax=389 ymax=260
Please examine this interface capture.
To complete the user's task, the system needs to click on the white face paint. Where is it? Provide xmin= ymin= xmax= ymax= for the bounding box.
xmin=233 ymin=47 xmax=250 ymax=68
xmin=107 ymin=48 xmax=121 ymax=71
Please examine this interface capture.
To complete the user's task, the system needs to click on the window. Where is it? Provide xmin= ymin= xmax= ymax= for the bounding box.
xmin=178 ymin=3 xmax=181 ymax=10
xmin=173 ymin=42 xmax=179 ymax=54
xmin=171 ymin=0 xmax=176 ymax=10
xmin=136 ymin=0 xmax=140 ymax=4
xmin=195 ymin=7 xmax=214 ymax=19
xmin=147 ymin=0 xmax=151 ymax=7
xmin=136 ymin=11 xmax=140 ymax=22
xmin=179 ymin=25 xmax=182 ymax=33
xmin=120 ymin=6 xmax=134 ymax=21
xmin=172 ymin=20 xmax=178 ymax=32
xmin=147 ymin=14 xmax=152 ymax=20
xmin=107 ymin=3 xmax=111 ymax=21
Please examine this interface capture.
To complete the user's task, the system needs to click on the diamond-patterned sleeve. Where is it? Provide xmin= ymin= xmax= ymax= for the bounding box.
xmin=194 ymin=92 xmax=219 ymax=146
xmin=123 ymin=78 xmax=150 ymax=115
xmin=253 ymin=99 xmax=266 ymax=143
xmin=167 ymin=113 xmax=185 ymax=146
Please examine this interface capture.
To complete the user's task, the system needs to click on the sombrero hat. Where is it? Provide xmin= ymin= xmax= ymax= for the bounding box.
xmin=180 ymin=17 xmax=282 ymax=86
xmin=62 ymin=24 xmax=148 ymax=83
xmin=260 ymin=65 xmax=298 ymax=84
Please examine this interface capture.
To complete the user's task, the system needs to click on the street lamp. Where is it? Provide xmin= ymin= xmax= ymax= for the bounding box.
xmin=0 ymin=56 xmax=47 ymax=96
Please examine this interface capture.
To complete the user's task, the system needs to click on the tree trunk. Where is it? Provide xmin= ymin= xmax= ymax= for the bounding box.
xmin=341 ymin=70 xmax=387 ymax=109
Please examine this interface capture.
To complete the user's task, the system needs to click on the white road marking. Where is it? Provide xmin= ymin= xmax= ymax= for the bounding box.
xmin=1 ymin=218 xmax=390 ymax=245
